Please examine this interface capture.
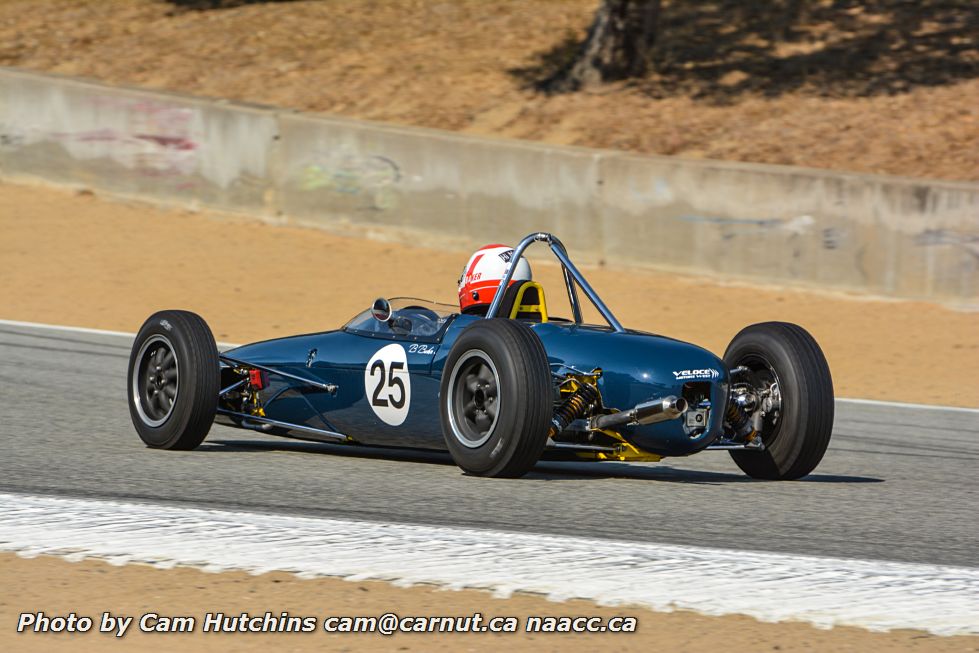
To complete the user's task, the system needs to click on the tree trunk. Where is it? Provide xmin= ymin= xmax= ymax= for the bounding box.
xmin=546 ymin=0 xmax=661 ymax=92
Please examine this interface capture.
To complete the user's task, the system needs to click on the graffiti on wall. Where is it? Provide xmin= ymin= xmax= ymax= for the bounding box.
xmin=64 ymin=99 xmax=200 ymax=184
xmin=2 ymin=96 xmax=201 ymax=188
xmin=296 ymin=150 xmax=401 ymax=211
xmin=675 ymin=213 xmax=848 ymax=251
xmin=914 ymin=229 xmax=979 ymax=261
xmin=0 ymin=123 xmax=25 ymax=149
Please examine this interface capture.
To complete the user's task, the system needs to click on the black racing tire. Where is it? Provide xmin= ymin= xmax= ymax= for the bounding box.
xmin=724 ymin=322 xmax=834 ymax=480
xmin=439 ymin=319 xmax=551 ymax=478
xmin=127 ymin=310 xmax=219 ymax=450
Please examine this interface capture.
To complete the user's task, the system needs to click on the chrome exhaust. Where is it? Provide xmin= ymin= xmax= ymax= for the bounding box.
xmin=589 ymin=396 xmax=687 ymax=430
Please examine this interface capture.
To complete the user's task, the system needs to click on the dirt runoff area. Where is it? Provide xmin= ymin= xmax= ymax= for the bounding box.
xmin=1 ymin=180 xmax=977 ymax=407
xmin=0 ymin=0 xmax=976 ymax=181
xmin=2 ymin=554 xmax=976 ymax=653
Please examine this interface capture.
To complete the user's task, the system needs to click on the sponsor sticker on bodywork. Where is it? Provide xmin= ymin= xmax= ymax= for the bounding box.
xmin=672 ymin=369 xmax=720 ymax=381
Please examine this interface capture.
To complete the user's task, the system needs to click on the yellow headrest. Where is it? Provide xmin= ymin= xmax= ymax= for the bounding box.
xmin=508 ymin=281 xmax=548 ymax=322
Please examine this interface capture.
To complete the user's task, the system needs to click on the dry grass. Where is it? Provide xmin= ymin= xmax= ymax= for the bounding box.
xmin=0 ymin=0 xmax=976 ymax=180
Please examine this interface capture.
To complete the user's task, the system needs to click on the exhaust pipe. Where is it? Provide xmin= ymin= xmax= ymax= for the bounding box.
xmin=590 ymin=396 xmax=687 ymax=430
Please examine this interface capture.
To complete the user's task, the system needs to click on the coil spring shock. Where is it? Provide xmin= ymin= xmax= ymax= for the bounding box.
xmin=549 ymin=382 xmax=600 ymax=437
xmin=726 ymin=395 xmax=756 ymax=440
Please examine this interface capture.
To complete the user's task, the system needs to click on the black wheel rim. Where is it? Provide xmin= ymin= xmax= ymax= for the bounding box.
xmin=447 ymin=350 xmax=501 ymax=448
xmin=132 ymin=335 xmax=179 ymax=427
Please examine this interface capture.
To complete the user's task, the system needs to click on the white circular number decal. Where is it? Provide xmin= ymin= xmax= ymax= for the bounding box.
xmin=364 ymin=344 xmax=411 ymax=426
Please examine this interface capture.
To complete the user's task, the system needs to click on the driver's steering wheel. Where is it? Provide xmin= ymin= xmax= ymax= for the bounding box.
xmin=394 ymin=305 xmax=442 ymax=336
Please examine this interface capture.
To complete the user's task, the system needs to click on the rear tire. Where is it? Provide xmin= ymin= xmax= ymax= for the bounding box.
xmin=440 ymin=319 xmax=551 ymax=478
xmin=127 ymin=310 xmax=219 ymax=450
xmin=724 ymin=322 xmax=834 ymax=480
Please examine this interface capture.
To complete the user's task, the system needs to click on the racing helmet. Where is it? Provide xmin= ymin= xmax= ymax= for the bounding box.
xmin=458 ymin=244 xmax=532 ymax=314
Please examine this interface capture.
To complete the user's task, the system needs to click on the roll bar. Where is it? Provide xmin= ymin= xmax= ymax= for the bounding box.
xmin=484 ymin=233 xmax=625 ymax=333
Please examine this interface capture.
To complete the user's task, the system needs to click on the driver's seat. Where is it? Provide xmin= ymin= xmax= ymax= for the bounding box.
xmin=498 ymin=281 xmax=548 ymax=322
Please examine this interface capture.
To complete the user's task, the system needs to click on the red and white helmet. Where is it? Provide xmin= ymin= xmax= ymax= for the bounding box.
xmin=458 ymin=244 xmax=532 ymax=313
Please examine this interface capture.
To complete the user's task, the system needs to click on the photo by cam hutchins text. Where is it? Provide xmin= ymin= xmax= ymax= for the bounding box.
xmin=16 ymin=611 xmax=639 ymax=636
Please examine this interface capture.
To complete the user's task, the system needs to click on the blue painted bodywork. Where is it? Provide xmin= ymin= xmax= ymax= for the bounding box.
xmin=222 ymin=311 xmax=730 ymax=457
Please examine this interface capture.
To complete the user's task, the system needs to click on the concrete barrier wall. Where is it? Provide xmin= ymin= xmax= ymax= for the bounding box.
xmin=2 ymin=67 xmax=976 ymax=304
xmin=274 ymin=113 xmax=604 ymax=258
xmin=599 ymin=156 xmax=979 ymax=301
xmin=0 ymin=70 xmax=278 ymax=214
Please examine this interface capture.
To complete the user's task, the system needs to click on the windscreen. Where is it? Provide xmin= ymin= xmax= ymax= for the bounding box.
xmin=344 ymin=297 xmax=458 ymax=340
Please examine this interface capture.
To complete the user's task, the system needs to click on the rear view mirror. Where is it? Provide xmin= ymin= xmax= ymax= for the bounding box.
xmin=371 ymin=297 xmax=392 ymax=323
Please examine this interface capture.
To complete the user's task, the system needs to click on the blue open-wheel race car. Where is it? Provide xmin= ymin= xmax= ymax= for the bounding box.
xmin=127 ymin=232 xmax=834 ymax=480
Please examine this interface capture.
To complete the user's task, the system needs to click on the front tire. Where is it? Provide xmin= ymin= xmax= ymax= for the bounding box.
xmin=127 ymin=310 xmax=219 ymax=450
xmin=440 ymin=319 xmax=551 ymax=478
xmin=724 ymin=322 xmax=834 ymax=480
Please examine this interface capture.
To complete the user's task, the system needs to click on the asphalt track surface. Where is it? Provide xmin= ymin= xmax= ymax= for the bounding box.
xmin=1 ymin=323 xmax=977 ymax=568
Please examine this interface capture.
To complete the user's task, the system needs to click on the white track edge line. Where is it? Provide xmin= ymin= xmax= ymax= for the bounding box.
xmin=2 ymin=318 xmax=977 ymax=413
xmin=0 ymin=318 xmax=240 ymax=349
xmin=1 ymin=492 xmax=977 ymax=636
xmin=0 ymin=318 xmax=137 ymax=339
xmin=831 ymin=397 xmax=979 ymax=413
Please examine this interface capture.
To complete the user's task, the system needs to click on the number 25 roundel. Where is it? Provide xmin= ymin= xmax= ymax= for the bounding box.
xmin=364 ymin=344 xmax=411 ymax=426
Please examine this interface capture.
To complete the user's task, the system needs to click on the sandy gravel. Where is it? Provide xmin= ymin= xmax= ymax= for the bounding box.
xmin=0 ymin=0 xmax=976 ymax=181
xmin=3 ymin=554 xmax=976 ymax=653
xmin=1 ymin=179 xmax=976 ymax=407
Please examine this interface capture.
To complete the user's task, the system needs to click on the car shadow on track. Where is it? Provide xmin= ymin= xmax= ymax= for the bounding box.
xmin=203 ymin=438 xmax=457 ymax=466
xmin=202 ymin=438 xmax=883 ymax=484
xmin=529 ymin=463 xmax=882 ymax=484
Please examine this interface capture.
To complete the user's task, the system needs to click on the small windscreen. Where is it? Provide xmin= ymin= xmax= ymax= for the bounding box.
xmin=344 ymin=297 xmax=458 ymax=339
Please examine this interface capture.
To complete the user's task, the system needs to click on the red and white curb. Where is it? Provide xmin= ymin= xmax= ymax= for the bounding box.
xmin=1 ymin=492 xmax=977 ymax=636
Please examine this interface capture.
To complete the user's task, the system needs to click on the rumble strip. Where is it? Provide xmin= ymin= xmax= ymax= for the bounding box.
xmin=1 ymin=492 xmax=976 ymax=636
